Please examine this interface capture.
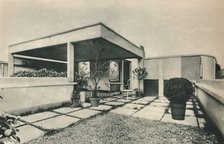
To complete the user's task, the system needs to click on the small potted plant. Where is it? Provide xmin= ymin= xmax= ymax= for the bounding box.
xmin=71 ymin=72 xmax=88 ymax=107
xmin=133 ymin=67 xmax=148 ymax=97
xmin=133 ymin=67 xmax=148 ymax=80
xmin=164 ymin=77 xmax=194 ymax=120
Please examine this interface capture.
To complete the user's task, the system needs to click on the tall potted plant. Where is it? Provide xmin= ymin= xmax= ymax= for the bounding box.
xmin=89 ymin=42 xmax=109 ymax=107
xmin=164 ymin=77 xmax=194 ymax=120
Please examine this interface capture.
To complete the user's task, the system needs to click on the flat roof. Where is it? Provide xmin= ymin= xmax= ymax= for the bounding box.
xmin=9 ymin=23 xmax=140 ymax=50
xmin=9 ymin=23 xmax=144 ymax=58
xmin=144 ymin=54 xmax=216 ymax=60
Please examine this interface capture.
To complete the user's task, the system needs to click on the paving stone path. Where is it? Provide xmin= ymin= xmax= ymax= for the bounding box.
xmin=14 ymin=96 xmax=205 ymax=143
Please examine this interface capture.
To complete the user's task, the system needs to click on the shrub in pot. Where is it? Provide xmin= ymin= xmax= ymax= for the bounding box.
xmin=71 ymin=72 xmax=88 ymax=107
xmin=164 ymin=77 xmax=194 ymax=120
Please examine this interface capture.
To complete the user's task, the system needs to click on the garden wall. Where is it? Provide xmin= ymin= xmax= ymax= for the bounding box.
xmin=195 ymin=80 xmax=224 ymax=139
xmin=0 ymin=77 xmax=76 ymax=115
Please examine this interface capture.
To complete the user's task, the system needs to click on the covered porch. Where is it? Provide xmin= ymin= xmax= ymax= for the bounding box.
xmin=3 ymin=23 xmax=145 ymax=114
xmin=8 ymin=23 xmax=145 ymax=93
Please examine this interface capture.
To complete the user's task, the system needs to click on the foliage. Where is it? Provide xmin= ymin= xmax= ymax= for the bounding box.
xmin=71 ymin=72 xmax=88 ymax=106
xmin=0 ymin=97 xmax=20 ymax=143
xmin=89 ymin=41 xmax=109 ymax=98
xmin=12 ymin=68 xmax=67 ymax=77
xmin=133 ymin=67 xmax=148 ymax=80
xmin=164 ymin=77 xmax=194 ymax=103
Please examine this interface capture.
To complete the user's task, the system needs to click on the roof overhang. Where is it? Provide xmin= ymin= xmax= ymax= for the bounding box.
xmin=9 ymin=23 xmax=144 ymax=61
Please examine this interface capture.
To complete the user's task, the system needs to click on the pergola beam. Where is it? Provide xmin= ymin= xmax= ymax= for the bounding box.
xmin=14 ymin=54 xmax=67 ymax=64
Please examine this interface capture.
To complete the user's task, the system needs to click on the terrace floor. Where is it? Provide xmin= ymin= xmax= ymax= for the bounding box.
xmin=14 ymin=95 xmax=211 ymax=143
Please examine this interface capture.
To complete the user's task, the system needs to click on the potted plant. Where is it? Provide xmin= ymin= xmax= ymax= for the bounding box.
xmin=164 ymin=77 xmax=194 ymax=120
xmin=88 ymin=42 xmax=109 ymax=107
xmin=133 ymin=67 xmax=148 ymax=97
xmin=71 ymin=72 xmax=88 ymax=107
xmin=133 ymin=67 xmax=148 ymax=80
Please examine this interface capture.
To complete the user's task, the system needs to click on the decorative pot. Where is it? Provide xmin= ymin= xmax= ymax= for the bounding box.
xmin=170 ymin=102 xmax=186 ymax=120
xmin=89 ymin=97 xmax=100 ymax=107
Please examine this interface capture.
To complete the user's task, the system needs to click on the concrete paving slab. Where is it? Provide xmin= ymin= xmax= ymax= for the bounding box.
xmin=53 ymin=107 xmax=81 ymax=114
xmin=105 ymin=101 xmax=124 ymax=106
xmin=81 ymin=103 xmax=91 ymax=108
xmin=131 ymin=99 xmax=150 ymax=105
xmin=186 ymin=104 xmax=194 ymax=110
xmin=150 ymin=102 xmax=169 ymax=107
xmin=115 ymin=99 xmax=132 ymax=103
xmin=185 ymin=110 xmax=195 ymax=117
xmin=111 ymin=107 xmax=138 ymax=116
xmin=153 ymin=100 xmax=169 ymax=103
xmin=161 ymin=114 xmax=198 ymax=126
xmin=17 ymin=125 xmax=45 ymax=143
xmin=133 ymin=110 xmax=164 ymax=120
xmin=34 ymin=115 xmax=80 ymax=130
xmin=186 ymin=101 xmax=193 ymax=105
xmin=21 ymin=112 xmax=59 ymax=123
xmin=68 ymin=109 xmax=101 ymax=119
xmin=89 ymin=105 xmax=112 ymax=111
xmin=142 ymin=106 xmax=166 ymax=113
xmin=140 ymin=97 xmax=157 ymax=101
xmin=123 ymin=103 xmax=145 ymax=110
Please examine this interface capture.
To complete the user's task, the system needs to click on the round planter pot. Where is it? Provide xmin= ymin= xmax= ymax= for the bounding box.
xmin=89 ymin=97 xmax=100 ymax=107
xmin=170 ymin=102 xmax=186 ymax=120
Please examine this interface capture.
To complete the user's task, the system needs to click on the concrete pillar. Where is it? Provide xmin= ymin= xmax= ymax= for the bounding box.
xmin=158 ymin=59 xmax=164 ymax=96
xmin=8 ymin=53 xmax=14 ymax=77
xmin=67 ymin=42 xmax=74 ymax=82
xmin=120 ymin=60 xmax=124 ymax=91
xmin=138 ymin=58 xmax=144 ymax=92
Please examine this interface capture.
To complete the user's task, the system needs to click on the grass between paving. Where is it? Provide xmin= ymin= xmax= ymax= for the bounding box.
xmin=25 ymin=112 xmax=218 ymax=144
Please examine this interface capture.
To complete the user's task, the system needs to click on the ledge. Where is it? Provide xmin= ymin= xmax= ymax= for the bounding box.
xmin=195 ymin=83 xmax=224 ymax=104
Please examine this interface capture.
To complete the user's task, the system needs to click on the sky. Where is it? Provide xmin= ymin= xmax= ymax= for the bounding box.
xmin=0 ymin=0 xmax=224 ymax=67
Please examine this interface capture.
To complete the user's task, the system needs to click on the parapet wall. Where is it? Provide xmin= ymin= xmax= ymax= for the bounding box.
xmin=0 ymin=77 xmax=76 ymax=115
xmin=195 ymin=80 xmax=224 ymax=139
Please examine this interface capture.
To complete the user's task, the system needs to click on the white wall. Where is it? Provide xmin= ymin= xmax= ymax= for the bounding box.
xmin=0 ymin=78 xmax=75 ymax=114
xmin=163 ymin=57 xmax=181 ymax=79
xmin=201 ymin=56 xmax=215 ymax=80
xmin=144 ymin=59 xmax=159 ymax=79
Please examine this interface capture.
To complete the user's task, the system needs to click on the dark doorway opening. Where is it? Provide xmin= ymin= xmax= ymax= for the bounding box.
xmin=144 ymin=80 xmax=159 ymax=96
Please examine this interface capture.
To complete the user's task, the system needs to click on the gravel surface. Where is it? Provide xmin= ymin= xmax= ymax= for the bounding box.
xmin=26 ymin=113 xmax=218 ymax=144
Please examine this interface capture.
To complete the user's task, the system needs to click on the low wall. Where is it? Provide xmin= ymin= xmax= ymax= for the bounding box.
xmin=195 ymin=80 xmax=224 ymax=139
xmin=0 ymin=77 xmax=76 ymax=114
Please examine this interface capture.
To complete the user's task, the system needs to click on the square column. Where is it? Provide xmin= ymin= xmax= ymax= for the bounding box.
xmin=120 ymin=60 xmax=124 ymax=91
xmin=8 ymin=53 xmax=14 ymax=77
xmin=158 ymin=59 xmax=164 ymax=96
xmin=67 ymin=42 xmax=74 ymax=82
